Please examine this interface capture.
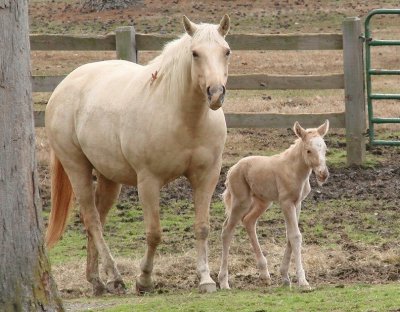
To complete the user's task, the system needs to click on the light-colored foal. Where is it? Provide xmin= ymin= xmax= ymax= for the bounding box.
xmin=218 ymin=120 xmax=329 ymax=290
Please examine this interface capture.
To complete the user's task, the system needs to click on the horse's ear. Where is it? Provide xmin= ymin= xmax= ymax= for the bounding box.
xmin=293 ymin=121 xmax=306 ymax=139
xmin=317 ymin=119 xmax=329 ymax=137
xmin=183 ymin=15 xmax=197 ymax=37
xmin=218 ymin=14 xmax=230 ymax=37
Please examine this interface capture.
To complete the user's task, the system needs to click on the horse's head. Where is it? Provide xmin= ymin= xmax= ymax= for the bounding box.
xmin=293 ymin=120 xmax=330 ymax=186
xmin=183 ymin=15 xmax=231 ymax=110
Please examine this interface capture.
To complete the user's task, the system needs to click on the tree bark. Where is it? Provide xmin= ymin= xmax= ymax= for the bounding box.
xmin=0 ymin=1 xmax=64 ymax=311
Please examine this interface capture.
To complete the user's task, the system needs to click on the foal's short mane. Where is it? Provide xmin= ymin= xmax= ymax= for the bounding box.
xmin=147 ymin=23 xmax=228 ymax=99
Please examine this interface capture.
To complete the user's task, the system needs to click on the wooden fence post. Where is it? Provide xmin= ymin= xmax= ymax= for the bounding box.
xmin=115 ymin=26 xmax=137 ymax=63
xmin=342 ymin=17 xmax=366 ymax=166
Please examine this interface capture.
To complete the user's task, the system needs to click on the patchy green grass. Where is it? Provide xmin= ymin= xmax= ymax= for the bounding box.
xmin=326 ymin=148 xmax=382 ymax=168
xmin=62 ymin=284 xmax=400 ymax=312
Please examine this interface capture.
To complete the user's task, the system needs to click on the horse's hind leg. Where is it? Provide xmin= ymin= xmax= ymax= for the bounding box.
xmin=86 ymin=173 xmax=123 ymax=295
xmin=59 ymin=155 xmax=123 ymax=295
xmin=242 ymin=198 xmax=272 ymax=285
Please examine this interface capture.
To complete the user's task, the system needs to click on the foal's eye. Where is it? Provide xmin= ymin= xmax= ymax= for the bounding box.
xmin=225 ymin=49 xmax=231 ymax=56
xmin=192 ymin=51 xmax=199 ymax=58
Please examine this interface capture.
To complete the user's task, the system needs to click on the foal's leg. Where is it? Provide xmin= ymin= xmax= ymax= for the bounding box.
xmin=218 ymin=184 xmax=251 ymax=290
xmin=280 ymin=202 xmax=301 ymax=287
xmin=280 ymin=200 xmax=310 ymax=290
xmin=136 ymin=173 xmax=162 ymax=294
xmin=218 ymin=200 xmax=249 ymax=289
xmin=280 ymin=181 xmax=310 ymax=287
xmin=86 ymin=173 xmax=123 ymax=295
xmin=242 ymin=198 xmax=272 ymax=285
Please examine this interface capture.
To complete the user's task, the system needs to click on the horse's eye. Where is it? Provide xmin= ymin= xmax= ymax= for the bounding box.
xmin=307 ymin=150 xmax=311 ymax=154
xmin=192 ymin=51 xmax=199 ymax=58
xmin=226 ymin=49 xmax=231 ymax=56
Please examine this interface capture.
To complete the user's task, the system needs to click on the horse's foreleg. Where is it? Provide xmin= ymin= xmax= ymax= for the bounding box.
xmin=281 ymin=200 xmax=310 ymax=290
xmin=189 ymin=166 xmax=221 ymax=293
xmin=136 ymin=174 xmax=162 ymax=294
xmin=242 ymin=200 xmax=272 ymax=285
xmin=86 ymin=174 xmax=123 ymax=295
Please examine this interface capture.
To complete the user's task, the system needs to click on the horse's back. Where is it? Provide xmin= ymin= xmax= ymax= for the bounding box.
xmin=45 ymin=60 xmax=143 ymax=185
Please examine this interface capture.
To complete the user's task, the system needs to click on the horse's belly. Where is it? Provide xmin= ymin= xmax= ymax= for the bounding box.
xmin=88 ymin=154 xmax=138 ymax=185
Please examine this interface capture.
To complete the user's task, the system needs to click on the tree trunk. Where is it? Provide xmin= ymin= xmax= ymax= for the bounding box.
xmin=0 ymin=1 xmax=64 ymax=311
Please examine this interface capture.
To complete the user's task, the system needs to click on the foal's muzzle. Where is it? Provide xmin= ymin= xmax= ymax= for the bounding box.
xmin=314 ymin=166 xmax=329 ymax=186
xmin=207 ymin=85 xmax=226 ymax=110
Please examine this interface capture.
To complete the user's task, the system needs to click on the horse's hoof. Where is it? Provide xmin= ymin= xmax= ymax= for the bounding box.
xmin=135 ymin=279 xmax=154 ymax=295
xmin=199 ymin=282 xmax=217 ymax=293
xmin=282 ymin=279 xmax=291 ymax=288
xmin=92 ymin=284 xmax=107 ymax=296
xmin=106 ymin=280 xmax=126 ymax=295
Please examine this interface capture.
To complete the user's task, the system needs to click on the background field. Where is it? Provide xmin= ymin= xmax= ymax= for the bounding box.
xmin=29 ymin=1 xmax=400 ymax=311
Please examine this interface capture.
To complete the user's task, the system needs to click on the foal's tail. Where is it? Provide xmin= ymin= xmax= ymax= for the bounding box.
xmin=222 ymin=167 xmax=234 ymax=218
xmin=45 ymin=151 xmax=74 ymax=249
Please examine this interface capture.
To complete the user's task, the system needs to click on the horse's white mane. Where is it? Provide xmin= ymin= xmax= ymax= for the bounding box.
xmin=147 ymin=23 xmax=228 ymax=99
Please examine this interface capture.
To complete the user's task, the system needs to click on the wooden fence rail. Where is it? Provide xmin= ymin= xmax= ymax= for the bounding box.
xmin=31 ymin=18 xmax=365 ymax=165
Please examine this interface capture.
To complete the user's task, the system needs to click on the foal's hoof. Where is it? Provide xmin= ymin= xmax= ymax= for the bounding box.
xmin=298 ymin=283 xmax=313 ymax=292
xmin=199 ymin=282 xmax=217 ymax=293
xmin=259 ymin=274 xmax=272 ymax=286
xmin=135 ymin=279 xmax=154 ymax=295
xmin=106 ymin=280 xmax=126 ymax=295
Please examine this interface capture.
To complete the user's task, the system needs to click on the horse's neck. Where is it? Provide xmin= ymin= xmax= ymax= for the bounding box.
xmin=283 ymin=141 xmax=311 ymax=179
xmin=147 ymin=35 xmax=211 ymax=128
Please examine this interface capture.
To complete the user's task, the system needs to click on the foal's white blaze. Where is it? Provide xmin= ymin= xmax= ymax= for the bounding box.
xmin=308 ymin=136 xmax=329 ymax=186
xmin=184 ymin=15 xmax=231 ymax=110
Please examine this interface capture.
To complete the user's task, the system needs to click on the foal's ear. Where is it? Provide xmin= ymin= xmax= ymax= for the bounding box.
xmin=293 ymin=121 xmax=307 ymax=139
xmin=183 ymin=15 xmax=197 ymax=37
xmin=317 ymin=119 xmax=329 ymax=137
xmin=218 ymin=14 xmax=230 ymax=37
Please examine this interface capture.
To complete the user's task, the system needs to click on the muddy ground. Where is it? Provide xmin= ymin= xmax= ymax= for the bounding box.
xmin=38 ymin=129 xmax=400 ymax=297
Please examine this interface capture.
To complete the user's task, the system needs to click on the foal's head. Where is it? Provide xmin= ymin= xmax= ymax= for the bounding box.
xmin=183 ymin=15 xmax=231 ymax=110
xmin=293 ymin=120 xmax=329 ymax=185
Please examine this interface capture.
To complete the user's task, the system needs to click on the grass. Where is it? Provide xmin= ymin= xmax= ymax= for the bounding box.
xmin=62 ymin=284 xmax=400 ymax=312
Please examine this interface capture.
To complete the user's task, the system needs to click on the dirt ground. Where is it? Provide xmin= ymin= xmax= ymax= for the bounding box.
xmin=30 ymin=0 xmax=400 ymax=301
xmin=37 ymin=129 xmax=400 ymax=298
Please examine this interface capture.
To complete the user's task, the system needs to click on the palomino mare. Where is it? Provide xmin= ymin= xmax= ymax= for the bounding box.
xmin=218 ymin=120 xmax=329 ymax=290
xmin=45 ymin=15 xmax=231 ymax=295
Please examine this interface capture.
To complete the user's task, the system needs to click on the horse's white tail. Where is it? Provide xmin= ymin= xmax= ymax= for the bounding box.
xmin=45 ymin=151 xmax=74 ymax=249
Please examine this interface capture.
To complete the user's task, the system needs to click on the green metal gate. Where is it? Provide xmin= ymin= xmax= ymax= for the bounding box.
xmin=364 ymin=9 xmax=400 ymax=145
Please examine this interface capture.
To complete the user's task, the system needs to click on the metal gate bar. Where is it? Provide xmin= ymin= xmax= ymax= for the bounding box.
xmin=364 ymin=9 xmax=400 ymax=146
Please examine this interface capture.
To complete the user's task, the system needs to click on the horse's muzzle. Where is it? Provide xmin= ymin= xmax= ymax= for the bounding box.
xmin=314 ymin=167 xmax=329 ymax=186
xmin=207 ymin=85 xmax=225 ymax=110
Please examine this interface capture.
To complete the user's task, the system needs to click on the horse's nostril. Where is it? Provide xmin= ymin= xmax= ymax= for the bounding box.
xmin=222 ymin=85 xmax=226 ymax=95
xmin=207 ymin=86 xmax=211 ymax=97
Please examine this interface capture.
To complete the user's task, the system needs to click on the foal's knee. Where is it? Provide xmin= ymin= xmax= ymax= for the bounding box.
xmin=288 ymin=233 xmax=302 ymax=247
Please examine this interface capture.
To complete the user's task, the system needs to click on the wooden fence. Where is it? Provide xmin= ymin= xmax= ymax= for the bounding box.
xmin=31 ymin=18 xmax=365 ymax=165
